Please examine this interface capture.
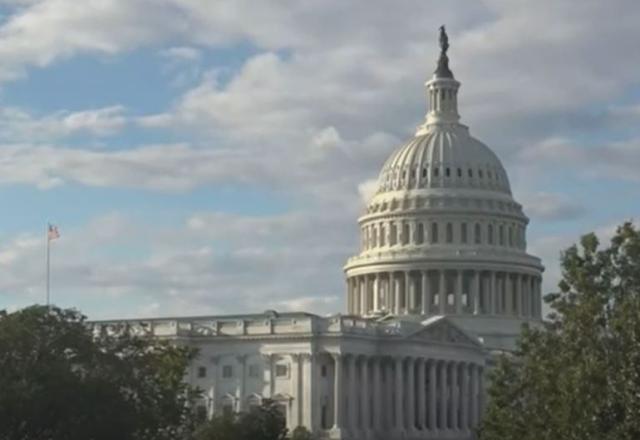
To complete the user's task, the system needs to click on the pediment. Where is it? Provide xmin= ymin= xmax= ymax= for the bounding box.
xmin=406 ymin=316 xmax=482 ymax=348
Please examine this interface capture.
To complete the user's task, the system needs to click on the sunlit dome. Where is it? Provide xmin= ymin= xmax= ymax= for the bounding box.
xmin=377 ymin=125 xmax=511 ymax=195
xmin=344 ymin=26 xmax=544 ymax=352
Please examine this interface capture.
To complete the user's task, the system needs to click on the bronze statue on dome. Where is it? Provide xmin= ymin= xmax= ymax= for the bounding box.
xmin=439 ymin=25 xmax=449 ymax=55
xmin=435 ymin=25 xmax=453 ymax=78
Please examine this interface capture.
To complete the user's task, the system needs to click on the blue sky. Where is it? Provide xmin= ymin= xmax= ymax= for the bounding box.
xmin=0 ymin=0 xmax=639 ymax=319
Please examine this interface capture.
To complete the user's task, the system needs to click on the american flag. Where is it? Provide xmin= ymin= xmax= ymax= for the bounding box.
xmin=48 ymin=224 xmax=60 ymax=241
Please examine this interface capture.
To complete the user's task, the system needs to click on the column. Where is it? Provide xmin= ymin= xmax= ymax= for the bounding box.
xmin=405 ymin=271 xmax=411 ymax=314
xmin=373 ymin=273 xmax=380 ymax=312
xmin=535 ymin=277 xmax=541 ymax=318
xmin=386 ymin=359 xmax=394 ymax=430
xmin=347 ymin=279 xmax=352 ymax=314
xmin=522 ymin=275 xmax=529 ymax=317
xmin=361 ymin=357 xmax=370 ymax=432
xmin=409 ymin=272 xmax=417 ymax=312
xmin=456 ymin=270 xmax=463 ymax=314
xmin=237 ymin=355 xmax=247 ymax=412
xmin=439 ymin=361 xmax=448 ymax=430
xmin=473 ymin=271 xmax=480 ymax=315
xmin=451 ymin=363 xmax=458 ymax=430
xmin=407 ymin=358 xmax=415 ymax=431
xmin=515 ymin=273 xmax=522 ymax=317
xmin=395 ymin=357 xmax=404 ymax=432
xmin=470 ymin=364 xmax=478 ymax=428
xmin=439 ymin=270 xmax=446 ymax=314
xmin=302 ymin=354 xmax=317 ymax=431
xmin=417 ymin=358 xmax=426 ymax=431
xmin=266 ymin=354 xmax=275 ymax=398
xmin=364 ymin=276 xmax=371 ymax=315
xmin=505 ymin=273 xmax=513 ymax=316
xmin=479 ymin=367 xmax=485 ymax=417
xmin=348 ymin=356 xmax=357 ymax=432
xmin=421 ymin=271 xmax=429 ymax=314
xmin=490 ymin=271 xmax=497 ymax=315
xmin=461 ymin=363 xmax=469 ymax=430
xmin=352 ymin=278 xmax=359 ymax=315
xmin=209 ymin=356 xmax=220 ymax=418
xmin=372 ymin=357 xmax=382 ymax=432
xmin=394 ymin=275 xmax=401 ymax=315
xmin=290 ymin=354 xmax=302 ymax=428
xmin=332 ymin=354 xmax=343 ymax=431
xmin=358 ymin=277 xmax=364 ymax=316
xmin=428 ymin=360 xmax=437 ymax=431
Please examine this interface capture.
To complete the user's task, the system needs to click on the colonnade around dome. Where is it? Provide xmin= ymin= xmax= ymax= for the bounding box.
xmin=346 ymin=269 xmax=542 ymax=319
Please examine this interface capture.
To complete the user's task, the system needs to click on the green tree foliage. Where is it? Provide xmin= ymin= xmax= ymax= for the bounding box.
xmin=194 ymin=399 xmax=287 ymax=440
xmin=290 ymin=426 xmax=314 ymax=440
xmin=479 ymin=222 xmax=640 ymax=440
xmin=0 ymin=305 xmax=197 ymax=440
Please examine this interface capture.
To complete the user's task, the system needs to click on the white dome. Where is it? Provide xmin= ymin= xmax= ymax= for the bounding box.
xmin=377 ymin=124 xmax=511 ymax=195
xmin=343 ymin=38 xmax=544 ymax=346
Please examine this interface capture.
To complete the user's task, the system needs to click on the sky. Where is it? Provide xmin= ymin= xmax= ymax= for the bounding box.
xmin=0 ymin=0 xmax=639 ymax=320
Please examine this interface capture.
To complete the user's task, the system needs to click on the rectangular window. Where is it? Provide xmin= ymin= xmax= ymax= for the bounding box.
xmin=446 ymin=223 xmax=453 ymax=243
xmin=321 ymin=365 xmax=328 ymax=377
xmin=248 ymin=364 xmax=260 ymax=378
xmin=197 ymin=366 xmax=207 ymax=378
xmin=275 ymin=364 xmax=289 ymax=377
xmin=461 ymin=223 xmax=467 ymax=243
xmin=431 ymin=222 xmax=439 ymax=243
xmin=222 ymin=365 xmax=233 ymax=378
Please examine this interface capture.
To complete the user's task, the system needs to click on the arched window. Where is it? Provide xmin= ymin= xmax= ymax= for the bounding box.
xmin=488 ymin=224 xmax=494 ymax=244
xmin=431 ymin=222 xmax=439 ymax=244
xmin=461 ymin=222 xmax=468 ymax=243
xmin=446 ymin=223 xmax=453 ymax=243
xmin=475 ymin=223 xmax=481 ymax=244
xmin=422 ymin=167 xmax=427 ymax=178
xmin=446 ymin=168 xmax=451 ymax=177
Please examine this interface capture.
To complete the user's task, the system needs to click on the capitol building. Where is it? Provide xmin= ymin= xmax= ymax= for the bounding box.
xmin=94 ymin=30 xmax=544 ymax=440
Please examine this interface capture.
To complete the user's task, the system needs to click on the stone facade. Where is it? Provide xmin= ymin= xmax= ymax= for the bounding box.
xmin=92 ymin=34 xmax=543 ymax=440
xmin=91 ymin=312 xmax=486 ymax=440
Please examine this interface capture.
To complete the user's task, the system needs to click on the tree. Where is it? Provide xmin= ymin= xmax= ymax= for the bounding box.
xmin=479 ymin=222 xmax=640 ymax=440
xmin=0 ymin=305 xmax=197 ymax=440
xmin=194 ymin=399 xmax=287 ymax=440
xmin=290 ymin=426 xmax=314 ymax=440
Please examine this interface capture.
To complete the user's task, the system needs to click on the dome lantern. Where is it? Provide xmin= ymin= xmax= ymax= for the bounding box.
xmin=417 ymin=25 xmax=461 ymax=133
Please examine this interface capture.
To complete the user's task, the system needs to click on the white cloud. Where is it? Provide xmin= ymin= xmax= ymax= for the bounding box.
xmin=1 ymin=0 xmax=640 ymax=320
xmin=519 ymin=192 xmax=586 ymax=222
xmin=519 ymin=137 xmax=640 ymax=183
xmin=0 ymin=209 xmax=355 ymax=319
xmin=0 ymin=105 xmax=127 ymax=141
xmin=0 ymin=143 xmax=269 ymax=190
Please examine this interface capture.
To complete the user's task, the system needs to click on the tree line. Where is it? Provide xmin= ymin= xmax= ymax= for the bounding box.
xmin=2 ymin=222 xmax=640 ymax=439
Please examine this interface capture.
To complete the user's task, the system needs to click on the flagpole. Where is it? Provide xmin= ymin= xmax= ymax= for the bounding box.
xmin=46 ymin=223 xmax=50 ymax=307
